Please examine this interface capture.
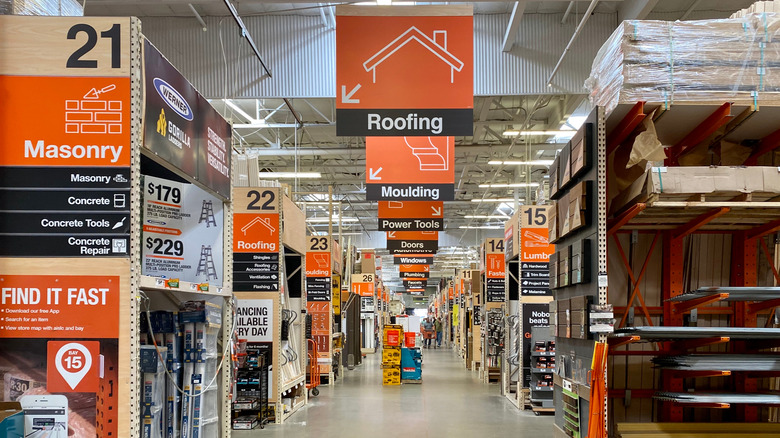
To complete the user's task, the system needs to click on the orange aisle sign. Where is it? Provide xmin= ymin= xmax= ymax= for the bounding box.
xmin=351 ymin=273 xmax=375 ymax=297
xmin=399 ymin=263 xmax=430 ymax=279
xmin=378 ymin=200 xmax=443 ymax=231
xmin=233 ymin=187 xmax=281 ymax=292
xmin=366 ymin=136 xmax=454 ymax=201
xmin=520 ymin=205 xmax=554 ymax=297
xmin=485 ymin=238 xmax=506 ymax=303
xmin=306 ymin=235 xmax=332 ymax=302
xmin=387 ymin=230 xmax=438 ymax=254
xmin=335 ymin=5 xmax=473 ymax=136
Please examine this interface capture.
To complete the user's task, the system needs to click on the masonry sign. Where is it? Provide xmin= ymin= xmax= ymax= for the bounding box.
xmin=335 ymin=5 xmax=473 ymax=136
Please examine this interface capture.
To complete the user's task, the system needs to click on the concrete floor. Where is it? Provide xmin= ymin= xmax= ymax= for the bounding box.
xmin=234 ymin=346 xmax=554 ymax=437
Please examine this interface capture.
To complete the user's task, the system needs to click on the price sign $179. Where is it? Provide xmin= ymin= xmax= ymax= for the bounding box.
xmin=147 ymin=182 xmax=181 ymax=204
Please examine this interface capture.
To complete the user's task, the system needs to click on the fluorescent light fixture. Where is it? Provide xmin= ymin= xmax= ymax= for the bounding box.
xmin=464 ymin=215 xmax=509 ymax=219
xmin=459 ymin=225 xmax=505 ymax=229
xmin=258 ymin=171 xmax=321 ymax=179
xmin=478 ymin=182 xmax=540 ymax=188
xmin=503 ymin=130 xmax=574 ymax=137
xmin=488 ymin=160 xmax=555 ymax=166
xmin=306 ymin=217 xmax=359 ymax=223
xmin=376 ymin=0 xmax=392 ymax=4
xmin=471 ymin=198 xmax=524 ymax=203
xmin=298 ymin=201 xmax=343 ymax=205
xmin=224 ymin=99 xmax=258 ymax=123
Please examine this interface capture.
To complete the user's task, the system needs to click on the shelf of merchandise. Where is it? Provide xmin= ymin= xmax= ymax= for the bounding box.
xmin=604 ymin=100 xmax=780 ymax=430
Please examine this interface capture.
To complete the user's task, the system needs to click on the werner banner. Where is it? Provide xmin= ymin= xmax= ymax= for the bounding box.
xmin=365 ymin=136 xmax=454 ymax=201
xmin=335 ymin=5 xmax=473 ymax=136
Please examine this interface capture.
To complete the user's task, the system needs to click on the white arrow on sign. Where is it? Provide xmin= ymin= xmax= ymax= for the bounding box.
xmin=431 ymin=206 xmax=442 ymax=216
xmin=387 ymin=231 xmax=396 ymax=238
xmin=369 ymin=167 xmax=383 ymax=180
xmin=341 ymin=84 xmax=361 ymax=104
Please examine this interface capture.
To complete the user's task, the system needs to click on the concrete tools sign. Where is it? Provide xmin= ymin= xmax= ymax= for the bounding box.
xmin=366 ymin=136 xmax=455 ymax=201
xmin=335 ymin=5 xmax=473 ymax=136
xmin=378 ymin=200 xmax=444 ymax=231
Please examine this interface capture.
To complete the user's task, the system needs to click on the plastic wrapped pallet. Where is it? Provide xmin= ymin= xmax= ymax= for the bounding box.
xmin=0 ymin=0 xmax=82 ymax=15
xmin=586 ymin=14 xmax=780 ymax=115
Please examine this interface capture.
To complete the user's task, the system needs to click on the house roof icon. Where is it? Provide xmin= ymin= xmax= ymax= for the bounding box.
xmin=363 ymin=26 xmax=464 ymax=84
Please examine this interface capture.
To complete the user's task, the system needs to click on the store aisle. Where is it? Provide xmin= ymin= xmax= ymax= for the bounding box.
xmin=234 ymin=347 xmax=554 ymax=437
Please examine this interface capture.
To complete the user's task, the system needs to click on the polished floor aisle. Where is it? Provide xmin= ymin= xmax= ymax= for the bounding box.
xmin=235 ymin=346 xmax=554 ymax=437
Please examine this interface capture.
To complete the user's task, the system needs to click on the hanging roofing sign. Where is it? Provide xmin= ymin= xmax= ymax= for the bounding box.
xmin=335 ymin=5 xmax=473 ymax=136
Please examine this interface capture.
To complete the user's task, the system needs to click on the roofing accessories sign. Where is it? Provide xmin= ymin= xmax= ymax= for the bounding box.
xmin=335 ymin=5 xmax=473 ymax=136
xmin=366 ymin=136 xmax=455 ymax=201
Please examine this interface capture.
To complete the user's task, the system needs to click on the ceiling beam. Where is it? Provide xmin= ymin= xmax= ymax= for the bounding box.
xmin=240 ymin=143 xmax=566 ymax=156
xmin=501 ymin=1 xmax=527 ymax=52
xmin=617 ymin=0 xmax=659 ymax=22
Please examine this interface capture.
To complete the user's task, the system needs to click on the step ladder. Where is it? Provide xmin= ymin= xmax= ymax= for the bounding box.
xmin=198 ymin=200 xmax=217 ymax=228
xmin=195 ymin=245 xmax=218 ymax=280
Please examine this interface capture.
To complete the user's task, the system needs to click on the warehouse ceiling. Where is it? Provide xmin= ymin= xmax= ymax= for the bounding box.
xmin=85 ymin=0 xmax=755 ymax=295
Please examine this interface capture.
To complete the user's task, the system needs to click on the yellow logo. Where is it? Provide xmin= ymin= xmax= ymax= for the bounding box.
xmin=156 ymin=109 xmax=166 ymax=137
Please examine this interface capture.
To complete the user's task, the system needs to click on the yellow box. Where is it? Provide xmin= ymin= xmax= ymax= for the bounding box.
xmin=382 ymin=348 xmax=401 ymax=365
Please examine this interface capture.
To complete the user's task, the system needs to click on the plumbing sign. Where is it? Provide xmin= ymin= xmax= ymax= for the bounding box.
xmin=365 ymin=136 xmax=455 ymax=201
xmin=335 ymin=5 xmax=473 ymax=136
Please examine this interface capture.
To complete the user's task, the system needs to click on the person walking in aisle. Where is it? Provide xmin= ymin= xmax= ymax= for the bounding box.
xmin=421 ymin=317 xmax=434 ymax=348
xmin=434 ymin=317 xmax=443 ymax=348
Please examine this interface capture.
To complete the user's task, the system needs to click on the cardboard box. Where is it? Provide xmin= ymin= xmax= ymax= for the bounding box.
xmin=557 ymin=193 xmax=570 ymax=236
xmin=383 ymin=366 xmax=401 ymax=385
xmin=0 ymin=402 xmax=23 ymax=438
xmin=548 ymin=203 xmax=558 ymax=243
xmin=382 ymin=347 xmax=401 ymax=365
xmin=361 ymin=250 xmax=377 ymax=274
xmin=570 ymin=123 xmax=592 ymax=179
xmin=568 ymin=181 xmax=588 ymax=233
xmin=549 ymin=155 xmax=560 ymax=197
xmin=559 ymin=144 xmax=571 ymax=189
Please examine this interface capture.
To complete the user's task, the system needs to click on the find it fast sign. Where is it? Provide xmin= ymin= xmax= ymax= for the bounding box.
xmin=335 ymin=5 xmax=473 ymax=137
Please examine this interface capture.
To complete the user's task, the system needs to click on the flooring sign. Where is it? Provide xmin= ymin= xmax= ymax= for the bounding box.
xmin=335 ymin=6 xmax=473 ymax=137
xmin=141 ymin=175 xmax=224 ymax=286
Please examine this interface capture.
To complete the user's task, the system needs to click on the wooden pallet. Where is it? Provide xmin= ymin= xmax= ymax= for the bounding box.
xmin=402 ymin=379 xmax=422 ymax=384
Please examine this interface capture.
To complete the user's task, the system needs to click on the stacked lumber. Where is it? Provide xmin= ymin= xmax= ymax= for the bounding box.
xmin=586 ymin=14 xmax=780 ymax=115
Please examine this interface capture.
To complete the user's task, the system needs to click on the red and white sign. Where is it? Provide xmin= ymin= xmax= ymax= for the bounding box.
xmin=233 ymin=213 xmax=279 ymax=253
xmin=0 ymin=275 xmax=119 ymax=338
xmin=48 ymin=340 xmax=100 ymax=392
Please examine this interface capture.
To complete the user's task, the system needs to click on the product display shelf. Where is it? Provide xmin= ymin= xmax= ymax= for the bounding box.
xmin=605 ymin=100 xmax=780 ymax=430
xmin=501 ymin=253 xmax=522 ymax=407
xmin=548 ymin=106 xmax=607 ymax=437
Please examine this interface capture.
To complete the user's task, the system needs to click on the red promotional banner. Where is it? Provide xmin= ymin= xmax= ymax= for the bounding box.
xmin=0 ymin=275 xmax=120 ymax=338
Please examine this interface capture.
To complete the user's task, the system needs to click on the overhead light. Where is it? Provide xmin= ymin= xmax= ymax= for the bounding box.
xmin=471 ymin=198 xmax=523 ymax=203
xmin=478 ymin=182 xmax=540 ymax=188
xmin=376 ymin=0 xmax=391 ymax=4
xmin=488 ymin=160 xmax=555 ymax=166
xmin=464 ymin=215 xmax=509 ymax=219
xmin=259 ymin=171 xmax=321 ymax=179
xmin=503 ymin=130 xmax=574 ymax=137
xmin=224 ymin=99 xmax=258 ymax=123
xmin=306 ymin=217 xmax=359 ymax=223
xmin=298 ymin=201 xmax=343 ymax=205
xmin=459 ymin=225 xmax=505 ymax=229
xmin=335 ymin=232 xmax=365 ymax=236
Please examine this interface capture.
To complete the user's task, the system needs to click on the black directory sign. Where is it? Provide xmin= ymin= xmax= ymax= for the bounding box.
xmin=521 ymin=262 xmax=551 ymax=296
xmin=486 ymin=278 xmax=505 ymax=303
xmin=522 ymin=303 xmax=551 ymax=387
xmin=306 ymin=277 xmax=332 ymax=302
xmin=233 ymin=252 xmax=280 ymax=292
